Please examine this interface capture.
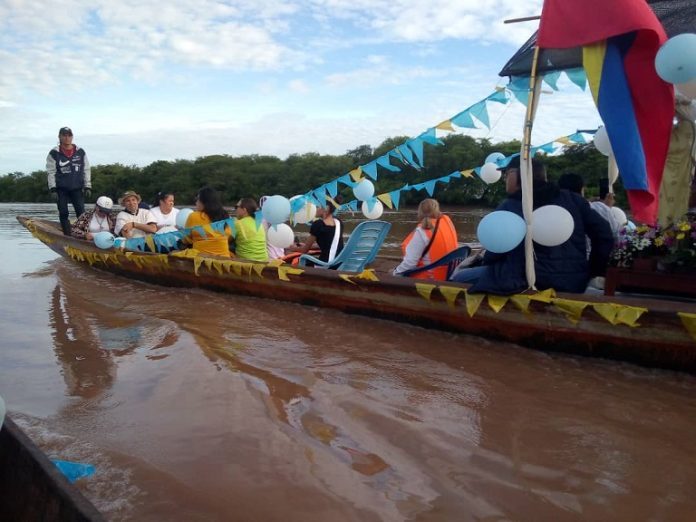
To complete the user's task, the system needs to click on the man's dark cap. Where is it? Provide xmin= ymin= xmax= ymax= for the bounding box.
xmin=59 ymin=127 xmax=73 ymax=136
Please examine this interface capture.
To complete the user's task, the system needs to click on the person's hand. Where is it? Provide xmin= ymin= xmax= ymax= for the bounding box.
xmin=83 ymin=187 xmax=92 ymax=199
xmin=50 ymin=189 xmax=58 ymax=202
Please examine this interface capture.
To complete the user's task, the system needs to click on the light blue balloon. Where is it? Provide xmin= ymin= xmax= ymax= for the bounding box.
xmin=656 ymin=33 xmax=696 ymax=84
xmin=93 ymin=231 xmax=115 ymax=249
xmin=485 ymin=152 xmax=506 ymax=165
xmin=176 ymin=208 xmax=194 ymax=229
xmin=261 ymin=195 xmax=291 ymax=225
xmin=477 ymin=211 xmax=526 ymax=254
xmin=353 ymin=180 xmax=375 ymax=201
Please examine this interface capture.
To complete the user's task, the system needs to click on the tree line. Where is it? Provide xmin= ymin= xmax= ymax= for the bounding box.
xmin=0 ymin=135 xmax=618 ymax=207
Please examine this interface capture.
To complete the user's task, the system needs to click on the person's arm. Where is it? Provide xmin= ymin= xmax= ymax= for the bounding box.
xmin=46 ymin=151 xmax=56 ymax=191
xmin=70 ymin=212 xmax=91 ymax=240
xmin=580 ymin=196 xmax=614 ymax=277
xmin=114 ymin=213 xmax=127 ymax=237
xmin=82 ymin=150 xmax=91 ymax=189
xmin=288 ymin=234 xmax=317 ymax=254
xmin=393 ymin=228 xmax=428 ymax=275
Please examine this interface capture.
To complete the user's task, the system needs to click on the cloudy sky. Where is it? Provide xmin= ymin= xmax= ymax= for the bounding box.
xmin=1 ymin=0 xmax=601 ymax=175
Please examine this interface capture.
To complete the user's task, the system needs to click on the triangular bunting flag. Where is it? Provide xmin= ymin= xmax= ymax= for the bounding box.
xmin=487 ymin=295 xmax=509 ymax=313
xmin=451 ymin=110 xmax=476 ymax=129
xmin=436 ymin=120 xmax=455 ymax=131
xmin=565 ymin=68 xmax=587 ymax=91
xmin=362 ymin=162 xmax=378 ymax=180
xmin=465 ymin=291 xmax=485 ymax=318
xmin=415 ymin=283 xmax=437 ymax=302
xmin=325 ymin=180 xmax=338 ymax=197
xmin=389 ymin=190 xmax=401 ymax=209
xmin=407 ymin=139 xmax=425 ymax=168
xmin=542 ymin=71 xmax=561 ymax=90
xmin=377 ymin=193 xmax=393 ymax=209
xmin=438 ymin=286 xmax=464 ymax=308
xmin=470 ymin=100 xmax=490 ymax=129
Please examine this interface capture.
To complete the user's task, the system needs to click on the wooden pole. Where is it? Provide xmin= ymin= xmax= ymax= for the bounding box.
xmin=503 ymin=15 xmax=541 ymax=24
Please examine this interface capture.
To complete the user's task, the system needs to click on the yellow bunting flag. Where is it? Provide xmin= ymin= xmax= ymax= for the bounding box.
xmin=339 ymin=274 xmax=357 ymax=285
xmin=460 ymin=169 xmax=474 ymax=178
xmin=349 ymin=167 xmax=363 ymax=182
xmin=592 ymin=303 xmax=621 ymax=325
xmin=529 ymin=288 xmax=556 ymax=303
xmin=555 ymin=136 xmax=572 ymax=145
xmin=487 ymin=295 xmax=509 ymax=313
xmin=241 ymin=264 xmax=253 ymax=279
xmin=230 ymin=262 xmax=243 ymax=277
xmin=377 ymin=193 xmax=393 ymax=209
xmin=436 ymin=120 xmax=455 ymax=132
xmin=356 ymin=269 xmax=380 ymax=282
xmin=510 ymin=294 xmax=532 ymax=314
xmin=678 ymin=312 xmax=696 ymax=342
xmin=211 ymin=260 xmax=225 ymax=275
xmin=171 ymin=248 xmax=200 ymax=258
xmin=267 ymin=258 xmax=284 ymax=267
xmin=552 ymin=298 xmax=589 ymax=324
xmin=252 ymin=264 xmax=265 ymax=279
xmin=145 ymin=235 xmax=156 ymax=253
xmin=615 ymin=306 xmax=647 ymax=327
xmin=203 ymin=259 xmax=214 ymax=272
xmin=193 ymin=256 xmax=204 ymax=276
xmin=438 ymin=286 xmax=464 ymax=308
xmin=415 ymin=283 xmax=437 ymax=302
xmin=278 ymin=266 xmax=304 ymax=281
xmin=464 ymin=291 xmax=485 ymax=318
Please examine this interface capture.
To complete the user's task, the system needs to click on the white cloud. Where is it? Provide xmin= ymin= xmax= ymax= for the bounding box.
xmin=288 ymin=79 xmax=310 ymax=94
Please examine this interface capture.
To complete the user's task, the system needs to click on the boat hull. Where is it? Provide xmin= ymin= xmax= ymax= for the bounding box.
xmin=18 ymin=216 xmax=696 ymax=374
xmin=0 ymin=416 xmax=104 ymax=521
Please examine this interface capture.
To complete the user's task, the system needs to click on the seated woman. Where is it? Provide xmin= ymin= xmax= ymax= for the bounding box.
xmin=233 ymin=198 xmax=269 ymax=262
xmin=393 ymin=198 xmax=458 ymax=281
xmin=185 ymin=187 xmax=231 ymax=257
xmin=71 ymin=196 xmax=116 ymax=240
xmin=149 ymin=191 xmax=180 ymax=234
xmin=288 ymin=195 xmax=343 ymax=266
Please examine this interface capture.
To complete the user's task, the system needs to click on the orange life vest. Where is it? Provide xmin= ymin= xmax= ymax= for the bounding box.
xmin=401 ymin=214 xmax=458 ymax=280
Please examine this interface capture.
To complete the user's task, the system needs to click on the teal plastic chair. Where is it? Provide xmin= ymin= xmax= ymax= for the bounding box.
xmin=299 ymin=220 xmax=391 ymax=272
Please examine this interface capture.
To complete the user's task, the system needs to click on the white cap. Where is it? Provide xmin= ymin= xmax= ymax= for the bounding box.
xmin=96 ymin=196 xmax=113 ymax=212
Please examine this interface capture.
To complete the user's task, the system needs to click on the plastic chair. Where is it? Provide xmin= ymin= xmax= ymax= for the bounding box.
xmin=298 ymin=220 xmax=392 ymax=272
xmin=399 ymin=245 xmax=472 ymax=280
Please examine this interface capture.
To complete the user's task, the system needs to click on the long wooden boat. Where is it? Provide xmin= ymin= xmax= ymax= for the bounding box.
xmin=19 ymin=216 xmax=696 ymax=374
xmin=0 ymin=415 xmax=105 ymax=521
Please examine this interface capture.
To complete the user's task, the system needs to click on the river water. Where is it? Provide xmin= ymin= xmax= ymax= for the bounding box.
xmin=1 ymin=202 xmax=696 ymax=521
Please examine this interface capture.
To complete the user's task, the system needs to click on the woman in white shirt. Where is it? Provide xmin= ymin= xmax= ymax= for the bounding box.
xmin=149 ymin=191 xmax=180 ymax=234
xmin=71 ymin=196 xmax=116 ymax=240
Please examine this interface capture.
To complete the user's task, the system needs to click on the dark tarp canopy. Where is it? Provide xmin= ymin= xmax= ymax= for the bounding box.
xmin=499 ymin=0 xmax=696 ymax=77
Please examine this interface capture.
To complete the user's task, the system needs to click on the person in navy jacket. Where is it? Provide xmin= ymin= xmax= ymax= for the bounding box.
xmin=46 ymin=127 xmax=91 ymax=235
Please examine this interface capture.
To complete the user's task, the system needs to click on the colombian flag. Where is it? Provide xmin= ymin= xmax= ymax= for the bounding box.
xmin=538 ymin=0 xmax=674 ymax=224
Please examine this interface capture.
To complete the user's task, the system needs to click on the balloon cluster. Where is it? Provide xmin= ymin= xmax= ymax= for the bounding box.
xmin=476 ymin=205 xmax=574 ymax=253
xmin=352 ymin=179 xmax=384 ymax=219
xmin=262 ymin=195 xmax=294 ymax=249
xmin=478 ymin=152 xmax=505 ymax=184
xmin=655 ymin=33 xmax=696 ymax=100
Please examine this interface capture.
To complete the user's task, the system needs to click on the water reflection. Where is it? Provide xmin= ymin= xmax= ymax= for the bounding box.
xmin=48 ymin=265 xmax=179 ymax=400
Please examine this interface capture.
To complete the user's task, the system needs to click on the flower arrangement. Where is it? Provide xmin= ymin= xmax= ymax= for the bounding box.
xmin=611 ymin=223 xmax=665 ymax=268
xmin=611 ymin=216 xmax=696 ymax=270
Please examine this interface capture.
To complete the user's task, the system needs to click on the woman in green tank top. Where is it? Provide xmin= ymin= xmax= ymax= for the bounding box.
xmin=233 ymin=198 xmax=269 ymax=262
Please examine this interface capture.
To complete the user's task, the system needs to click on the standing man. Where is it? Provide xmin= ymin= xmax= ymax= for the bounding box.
xmin=46 ymin=127 xmax=91 ymax=235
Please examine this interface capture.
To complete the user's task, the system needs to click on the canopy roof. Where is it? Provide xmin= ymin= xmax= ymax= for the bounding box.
xmin=499 ymin=0 xmax=696 ymax=77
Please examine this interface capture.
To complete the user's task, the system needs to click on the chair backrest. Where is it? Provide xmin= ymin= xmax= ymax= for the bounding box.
xmin=399 ymin=245 xmax=472 ymax=279
xmin=333 ymin=220 xmax=392 ymax=272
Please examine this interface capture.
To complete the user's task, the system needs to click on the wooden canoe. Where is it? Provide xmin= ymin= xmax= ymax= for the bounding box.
xmin=0 ymin=416 xmax=105 ymax=521
xmin=18 ymin=216 xmax=696 ymax=374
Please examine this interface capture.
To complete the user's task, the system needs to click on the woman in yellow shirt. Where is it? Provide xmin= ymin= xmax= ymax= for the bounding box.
xmin=185 ymin=187 xmax=231 ymax=257
xmin=233 ymin=198 xmax=269 ymax=261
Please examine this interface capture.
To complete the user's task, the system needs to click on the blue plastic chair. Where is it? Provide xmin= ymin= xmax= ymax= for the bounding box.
xmin=399 ymin=246 xmax=472 ymax=280
xmin=298 ymin=220 xmax=392 ymax=272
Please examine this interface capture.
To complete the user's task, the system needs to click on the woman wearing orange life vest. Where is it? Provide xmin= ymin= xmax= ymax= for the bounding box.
xmin=393 ymin=198 xmax=458 ymax=281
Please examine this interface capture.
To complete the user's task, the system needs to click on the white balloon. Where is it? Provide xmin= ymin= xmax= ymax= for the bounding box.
xmin=289 ymin=196 xmax=317 ymax=225
xmin=267 ymin=223 xmax=295 ymax=249
xmin=479 ymin=162 xmax=502 ymax=184
xmin=361 ymin=200 xmax=384 ymax=220
xmin=593 ymin=126 xmax=613 ymax=156
xmin=611 ymin=206 xmax=627 ymax=226
xmin=532 ymin=205 xmax=574 ymax=246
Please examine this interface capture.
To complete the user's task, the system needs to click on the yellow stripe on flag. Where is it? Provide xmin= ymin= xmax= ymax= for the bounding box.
xmin=582 ymin=42 xmax=606 ymax=105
